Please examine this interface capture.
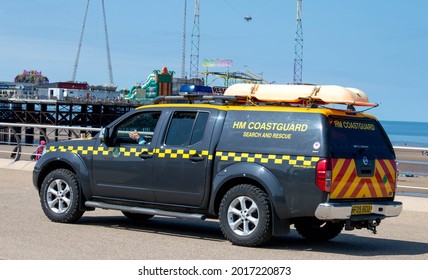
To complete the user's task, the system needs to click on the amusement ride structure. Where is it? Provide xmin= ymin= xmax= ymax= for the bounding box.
xmin=69 ymin=1 xmax=305 ymax=87
xmin=186 ymin=0 xmax=305 ymax=85
xmin=72 ymin=0 xmax=114 ymax=85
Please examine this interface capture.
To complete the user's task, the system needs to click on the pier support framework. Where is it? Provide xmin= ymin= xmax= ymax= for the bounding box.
xmin=0 ymin=99 xmax=136 ymax=143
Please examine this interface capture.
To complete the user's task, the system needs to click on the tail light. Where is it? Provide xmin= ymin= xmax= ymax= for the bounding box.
xmin=316 ymin=159 xmax=331 ymax=192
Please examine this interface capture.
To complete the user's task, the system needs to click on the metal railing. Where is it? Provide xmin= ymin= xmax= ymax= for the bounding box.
xmin=0 ymin=122 xmax=101 ymax=162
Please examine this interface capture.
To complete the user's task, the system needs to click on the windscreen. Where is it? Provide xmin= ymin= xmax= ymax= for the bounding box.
xmin=328 ymin=117 xmax=395 ymax=159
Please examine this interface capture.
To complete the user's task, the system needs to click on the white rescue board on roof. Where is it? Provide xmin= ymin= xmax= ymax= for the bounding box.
xmin=224 ymin=84 xmax=377 ymax=106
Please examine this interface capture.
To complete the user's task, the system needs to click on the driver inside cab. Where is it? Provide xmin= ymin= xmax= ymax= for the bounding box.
xmin=128 ymin=130 xmax=149 ymax=145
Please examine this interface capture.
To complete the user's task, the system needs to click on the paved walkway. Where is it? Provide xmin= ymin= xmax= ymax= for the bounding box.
xmin=0 ymin=158 xmax=35 ymax=172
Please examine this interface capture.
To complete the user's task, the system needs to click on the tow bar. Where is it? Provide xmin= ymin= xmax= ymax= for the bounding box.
xmin=345 ymin=219 xmax=381 ymax=234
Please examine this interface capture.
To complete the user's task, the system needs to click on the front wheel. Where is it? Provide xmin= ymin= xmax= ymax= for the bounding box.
xmin=294 ymin=218 xmax=344 ymax=242
xmin=40 ymin=169 xmax=84 ymax=223
xmin=219 ymin=184 xmax=272 ymax=247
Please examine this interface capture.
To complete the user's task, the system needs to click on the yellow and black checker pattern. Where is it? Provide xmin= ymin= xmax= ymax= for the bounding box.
xmin=47 ymin=145 xmax=151 ymax=157
xmin=47 ymin=145 xmax=319 ymax=167
xmin=47 ymin=145 xmax=208 ymax=160
xmin=215 ymin=151 xmax=319 ymax=167
xmin=154 ymin=148 xmax=213 ymax=160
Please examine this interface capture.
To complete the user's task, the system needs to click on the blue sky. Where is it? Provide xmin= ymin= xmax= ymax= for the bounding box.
xmin=1 ymin=0 xmax=427 ymax=122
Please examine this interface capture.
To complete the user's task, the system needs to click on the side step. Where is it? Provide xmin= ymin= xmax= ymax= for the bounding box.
xmin=85 ymin=201 xmax=206 ymax=221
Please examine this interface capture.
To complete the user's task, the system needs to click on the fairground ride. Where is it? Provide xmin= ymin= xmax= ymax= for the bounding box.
xmin=200 ymin=70 xmax=270 ymax=87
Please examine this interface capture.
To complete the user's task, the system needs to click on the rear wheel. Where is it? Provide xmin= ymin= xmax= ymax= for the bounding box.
xmin=219 ymin=184 xmax=272 ymax=247
xmin=122 ymin=211 xmax=154 ymax=222
xmin=40 ymin=169 xmax=84 ymax=223
xmin=294 ymin=218 xmax=344 ymax=242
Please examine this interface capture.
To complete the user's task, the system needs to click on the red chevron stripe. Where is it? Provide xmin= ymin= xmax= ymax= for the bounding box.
xmin=337 ymin=169 xmax=357 ymax=198
xmin=378 ymin=159 xmax=396 ymax=190
xmin=331 ymin=159 xmax=396 ymax=199
xmin=332 ymin=158 xmax=351 ymax=184
xmin=374 ymin=171 xmax=388 ymax=197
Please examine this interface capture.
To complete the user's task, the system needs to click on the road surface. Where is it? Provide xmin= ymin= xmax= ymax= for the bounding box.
xmin=0 ymin=159 xmax=427 ymax=261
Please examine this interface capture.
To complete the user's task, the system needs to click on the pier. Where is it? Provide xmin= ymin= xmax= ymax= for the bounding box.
xmin=0 ymin=98 xmax=138 ymax=126
xmin=0 ymin=98 xmax=139 ymax=145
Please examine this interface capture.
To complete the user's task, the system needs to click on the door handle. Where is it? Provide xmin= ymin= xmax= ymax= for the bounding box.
xmin=189 ymin=154 xmax=204 ymax=162
xmin=139 ymin=152 xmax=153 ymax=159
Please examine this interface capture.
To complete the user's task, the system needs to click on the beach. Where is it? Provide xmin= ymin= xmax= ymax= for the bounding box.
xmin=395 ymin=147 xmax=428 ymax=187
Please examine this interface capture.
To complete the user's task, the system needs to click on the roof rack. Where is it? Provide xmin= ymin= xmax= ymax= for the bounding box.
xmin=152 ymin=94 xmax=243 ymax=105
xmin=223 ymin=84 xmax=378 ymax=107
xmin=149 ymin=84 xmax=379 ymax=113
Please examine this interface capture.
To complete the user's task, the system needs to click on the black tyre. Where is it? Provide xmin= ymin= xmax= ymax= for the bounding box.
xmin=122 ymin=211 xmax=154 ymax=222
xmin=40 ymin=169 xmax=84 ymax=223
xmin=294 ymin=218 xmax=344 ymax=242
xmin=219 ymin=184 xmax=272 ymax=247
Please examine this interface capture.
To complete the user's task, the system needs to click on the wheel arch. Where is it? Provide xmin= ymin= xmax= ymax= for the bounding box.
xmin=34 ymin=153 xmax=93 ymax=210
xmin=36 ymin=160 xmax=76 ymax=192
xmin=212 ymin=176 xmax=264 ymax=217
xmin=209 ymin=163 xmax=288 ymax=218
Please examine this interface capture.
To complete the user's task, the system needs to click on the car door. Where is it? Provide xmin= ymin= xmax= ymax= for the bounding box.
xmin=91 ymin=110 xmax=164 ymax=202
xmin=153 ymin=109 xmax=217 ymax=207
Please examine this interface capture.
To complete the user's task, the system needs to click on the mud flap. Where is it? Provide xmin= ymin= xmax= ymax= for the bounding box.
xmin=271 ymin=207 xmax=290 ymax=237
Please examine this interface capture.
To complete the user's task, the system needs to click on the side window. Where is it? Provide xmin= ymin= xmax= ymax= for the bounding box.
xmin=115 ymin=111 xmax=161 ymax=145
xmin=165 ymin=111 xmax=209 ymax=146
xmin=190 ymin=112 xmax=209 ymax=145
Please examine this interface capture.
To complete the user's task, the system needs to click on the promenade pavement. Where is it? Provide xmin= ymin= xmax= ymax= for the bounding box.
xmin=0 ymin=158 xmax=35 ymax=172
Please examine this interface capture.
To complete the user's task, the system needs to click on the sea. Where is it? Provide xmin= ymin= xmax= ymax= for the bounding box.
xmin=380 ymin=120 xmax=428 ymax=148
xmin=381 ymin=120 xmax=428 ymax=176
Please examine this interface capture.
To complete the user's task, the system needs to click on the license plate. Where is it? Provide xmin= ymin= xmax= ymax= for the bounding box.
xmin=351 ymin=204 xmax=373 ymax=215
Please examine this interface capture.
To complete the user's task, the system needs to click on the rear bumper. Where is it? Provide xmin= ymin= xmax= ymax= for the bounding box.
xmin=315 ymin=201 xmax=402 ymax=221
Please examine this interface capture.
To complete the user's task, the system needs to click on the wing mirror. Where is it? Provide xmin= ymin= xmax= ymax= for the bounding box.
xmin=99 ymin=127 xmax=110 ymax=144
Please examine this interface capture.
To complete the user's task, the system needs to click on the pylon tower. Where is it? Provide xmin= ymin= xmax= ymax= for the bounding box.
xmin=181 ymin=0 xmax=187 ymax=78
xmin=190 ymin=0 xmax=200 ymax=78
xmin=293 ymin=0 xmax=303 ymax=84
